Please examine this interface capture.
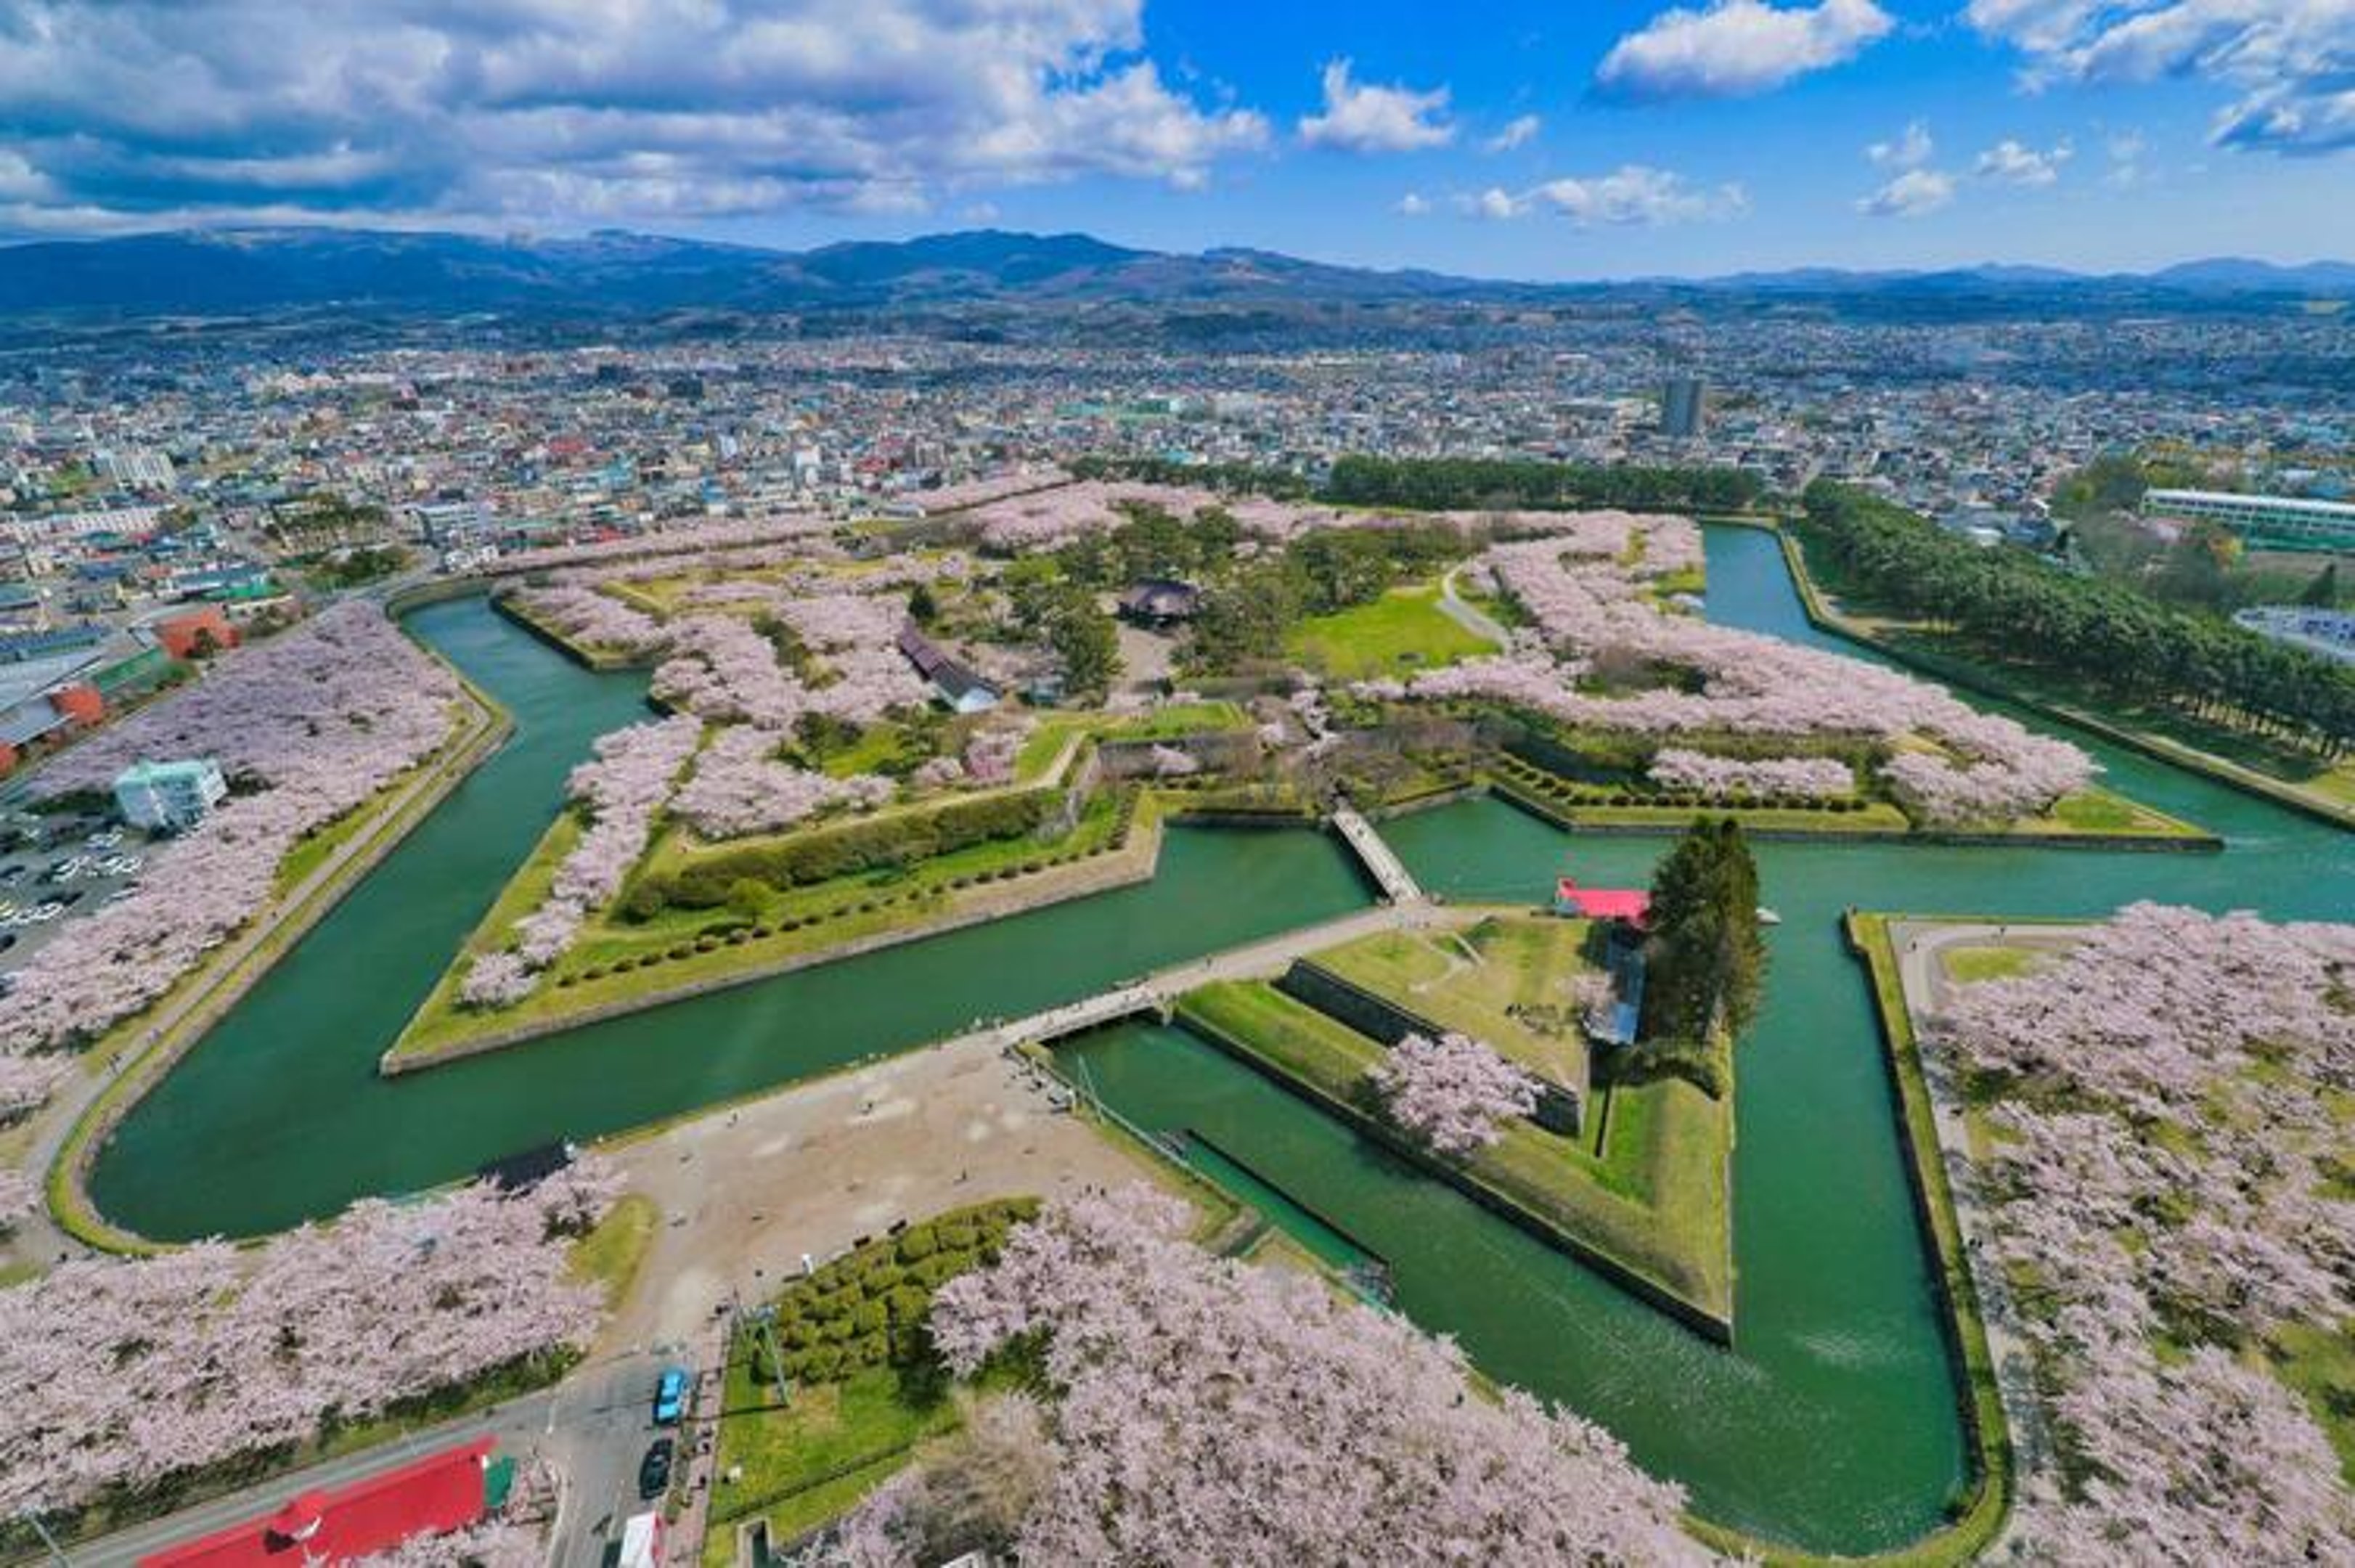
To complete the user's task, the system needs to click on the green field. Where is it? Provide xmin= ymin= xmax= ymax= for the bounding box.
xmin=1286 ymin=583 xmax=1497 ymax=680
xmin=1309 ymin=915 xmax=1592 ymax=1089
xmin=1175 ymin=942 xmax=1733 ymax=1325
xmin=1938 ymin=945 xmax=2041 ymax=984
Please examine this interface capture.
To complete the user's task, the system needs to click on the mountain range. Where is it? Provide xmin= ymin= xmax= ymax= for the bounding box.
xmin=2 ymin=225 xmax=2352 ymax=316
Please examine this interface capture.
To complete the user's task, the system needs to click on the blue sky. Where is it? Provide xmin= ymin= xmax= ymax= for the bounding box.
xmin=1 ymin=1 xmax=2349 ymax=275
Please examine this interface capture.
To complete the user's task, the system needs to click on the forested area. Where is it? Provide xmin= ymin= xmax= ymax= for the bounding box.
xmin=1324 ymin=455 xmax=1766 ymax=515
xmin=1797 ymin=481 xmax=2355 ymax=755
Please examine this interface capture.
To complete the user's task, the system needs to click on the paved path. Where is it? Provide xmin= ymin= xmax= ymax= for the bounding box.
xmin=59 ymin=1347 xmax=661 ymax=1568
xmin=1437 ymin=565 xmax=1511 ymax=650
xmin=1328 ymin=806 xmax=1423 ymax=905
xmin=1887 ymin=917 xmax=2091 ymax=1559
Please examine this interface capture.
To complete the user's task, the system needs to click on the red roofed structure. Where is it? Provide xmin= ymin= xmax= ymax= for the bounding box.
xmin=1554 ymin=876 xmax=1650 ymax=926
xmin=140 ymin=1437 xmax=494 ymax=1567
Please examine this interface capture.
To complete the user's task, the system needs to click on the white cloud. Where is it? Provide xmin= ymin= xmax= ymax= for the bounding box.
xmin=1468 ymin=165 xmax=1748 ymax=226
xmin=1297 ymin=59 xmax=1456 ymax=152
xmin=1395 ymin=191 xmax=1432 ymax=216
xmin=1966 ymin=0 xmax=2355 ymax=155
xmin=1483 ymin=113 xmax=1543 ymax=152
xmin=1857 ymin=166 xmax=1957 ymax=216
xmin=1975 ymin=136 xmax=2073 ymax=184
xmin=1595 ymin=0 xmax=1895 ymax=101
xmin=0 ymin=0 xmax=1273 ymax=233
xmin=1867 ymin=120 xmax=1935 ymax=168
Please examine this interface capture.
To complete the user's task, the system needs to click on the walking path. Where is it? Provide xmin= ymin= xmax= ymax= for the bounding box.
xmin=1888 ymin=917 xmax=2090 ymax=1556
xmin=1437 ymin=565 xmax=1511 ymax=650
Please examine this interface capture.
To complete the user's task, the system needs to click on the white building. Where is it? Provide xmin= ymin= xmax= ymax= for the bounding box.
xmin=114 ymin=757 xmax=229 ymax=831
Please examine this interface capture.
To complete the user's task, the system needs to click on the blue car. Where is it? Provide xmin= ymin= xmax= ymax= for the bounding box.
xmin=653 ymin=1366 xmax=688 ymax=1425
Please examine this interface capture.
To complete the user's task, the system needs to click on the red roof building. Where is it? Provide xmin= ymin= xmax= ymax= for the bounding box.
xmin=140 ymin=1437 xmax=494 ymax=1567
xmin=1554 ymin=877 xmax=1651 ymax=926
xmin=152 ymin=605 xmax=240 ymax=661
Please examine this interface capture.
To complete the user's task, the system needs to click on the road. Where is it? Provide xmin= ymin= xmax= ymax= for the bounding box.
xmin=57 ymin=1347 xmax=672 ymax=1568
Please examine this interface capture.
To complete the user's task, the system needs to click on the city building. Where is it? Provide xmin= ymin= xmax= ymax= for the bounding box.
xmin=148 ymin=604 xmax=240 ymax=661
xmin=2232 ymin=605 xmax=2355 ymax=666
xmin=897 ymin=621 xmax=1000 ymax=714
xmin=1117 ymin=577 xmax=1203 ymax=626
xmin=1660 ymin=376 xmax=1706 ymax=440
xmin=115 ymin=756 xmax=229 ymax=830
xmin=2142 ymin=489 xmax=2355 ymax=554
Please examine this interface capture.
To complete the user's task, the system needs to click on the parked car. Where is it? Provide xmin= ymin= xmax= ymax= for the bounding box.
xmin=637 ymin=1437 xmax=675 ymax=1500
xmin=653 ymin=1366 xmax=689 ymax=1426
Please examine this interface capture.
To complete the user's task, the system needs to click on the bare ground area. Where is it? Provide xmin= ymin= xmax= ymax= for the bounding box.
xmin=599 ymin=1036 xmax=1163 ymax=1350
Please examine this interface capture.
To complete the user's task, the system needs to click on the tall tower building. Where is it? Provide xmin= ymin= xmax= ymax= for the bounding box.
xmin=1660 ymin=376 xmax=1706 ymax=439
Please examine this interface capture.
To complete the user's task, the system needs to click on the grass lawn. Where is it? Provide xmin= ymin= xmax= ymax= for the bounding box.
xmin=702 ymin=1363 xmax=960 ymax=1566
xmin=1939 ymin=945 xmax=2043 ymax=984
xmin=1309 ymin=913 xmax=1591 ymax=1089
xmin=2016 ymin=785 xmax=2211 ymax=841
xmin=567 ymin=1193 xmax=658 ymax=1312
xmin=1098 ymin=699 xmax=1251 ymax=743
xmin=1286 ymin=582 xmax=1495 ymax=681
xmin=1174 ymin=968 xmax=1732 ymax=1325
xmin=2270 ymin=1320 xmax=2355 ymax=1484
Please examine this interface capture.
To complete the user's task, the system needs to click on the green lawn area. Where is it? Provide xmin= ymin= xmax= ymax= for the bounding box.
xmin=1174 ymin=962 xmax=1732 ymax=1325
xmin=1286 ymin=582 xmax=1495 ymax=681
xmin=1098 ymin=699 xmax=1251 ymax=743
xmin=567 ymin=1193 xmax=658 ymax=1312
xmin=2271 ymin=1319 xmax=2355 ymax=1484
xmin=2020 ymin=785 xmax=2211 ymax=841
xmin=703 ymin=1363 xmax=960 ymax=1567
xmin=1310 ymin=914 xmax=1591 ymax=1089
xmin=1939 ymin=944 xmax=2043 ymax=984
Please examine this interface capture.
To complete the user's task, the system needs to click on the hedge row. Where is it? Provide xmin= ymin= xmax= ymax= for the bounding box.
xmin=640 ymin=785 xmax=1064 ymax=911
xmin=555 ymin=790 xmax=1143 ymax=987
xmin=748 ymin=1198 xmax=1039 ymax=1387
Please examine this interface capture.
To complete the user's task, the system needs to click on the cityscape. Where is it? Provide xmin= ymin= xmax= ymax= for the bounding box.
xmin=1 ymin=4 xmax=2353 ymax=1567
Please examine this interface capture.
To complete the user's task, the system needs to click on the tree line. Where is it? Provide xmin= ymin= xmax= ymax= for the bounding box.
xmin=1796 ymin=481 xmax=2355 ymax=756
xmin=1323 ymin=455 xmax=1766 ymax=515
xmin=1638 ymin=817 xmax=1766 ymax=1053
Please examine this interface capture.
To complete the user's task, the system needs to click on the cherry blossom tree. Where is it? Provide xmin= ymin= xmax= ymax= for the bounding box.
xmin=0 ymin=1161 xmax=617 ymax=1514
xmin=1371 ymin=1032 xmax=1541 ymax=1154
xmin=1648 ymin=749 xmax=1853 ymax=801
xmin=851 ymin=1185 xmax=1705 ymax=1565
xmin=6 ymin=606 xmax=465 ymax=1053
xmin=0 ymin=1167 xmax=36 ymax=1234
xmin=1927 ymin=905 xmax=2355 ymax=1561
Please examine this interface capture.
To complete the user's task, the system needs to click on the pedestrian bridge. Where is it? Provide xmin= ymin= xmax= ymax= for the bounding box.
xmin=1330 ymin=804 xmax=1424 ymax=905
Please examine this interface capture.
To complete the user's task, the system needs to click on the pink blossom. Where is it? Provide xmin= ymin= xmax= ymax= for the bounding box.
xmin=1372 ymin=1032 xmax=1540 ymax=1154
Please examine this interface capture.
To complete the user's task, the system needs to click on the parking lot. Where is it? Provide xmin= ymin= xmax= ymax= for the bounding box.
xmin=0 ymin=811 xmax=153 ymax=981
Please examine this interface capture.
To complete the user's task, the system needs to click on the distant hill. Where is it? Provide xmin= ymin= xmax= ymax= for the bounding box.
xmin=0 ymin=224 xmax=2349 ymax=316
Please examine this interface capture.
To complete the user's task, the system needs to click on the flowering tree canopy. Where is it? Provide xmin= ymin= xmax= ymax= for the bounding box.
xmin=0 ymin=1160 xmax=616 ymax=1514
xmin=1372 ymin=1032 xmax=1541 ymax=1154
xmin=845 ymin=1186 xmax=1705 ymax=1565
xmin=5 ymin=606 xmax=462 ymax=1058
xmin=1927 ymin=905 xmax=2355 ymax=1561
xmin=1385 ymin=522 xmax=2094 ymax=825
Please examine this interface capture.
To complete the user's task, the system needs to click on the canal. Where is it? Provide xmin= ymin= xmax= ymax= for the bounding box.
xmin=83 ymin=527 xmax=2355 ymax=1555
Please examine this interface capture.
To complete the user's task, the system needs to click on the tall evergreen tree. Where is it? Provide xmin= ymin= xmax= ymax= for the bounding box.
xmin=1638 ymin=818 xmax=1765 ymax=1046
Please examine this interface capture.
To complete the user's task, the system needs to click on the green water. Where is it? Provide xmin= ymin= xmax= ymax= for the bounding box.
xmin=83 ymin=531 xmax=2355 ymax=1553
xmin=86 ymin=597 xmax=1372 ymax=1238
xmin=1058 ymin=525 xmax=2355 ymax=1553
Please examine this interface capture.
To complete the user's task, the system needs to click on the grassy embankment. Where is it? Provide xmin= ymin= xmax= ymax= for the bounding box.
xmin=1485 ymin=731 xmax=2211 ymax=846
xmin=1776 ymin=525 xmax=2355 ymax=830
xmin=386 ymin=700 xmax=1267 ymax=1067
xmin=1172 ymin=909 xmax=1733 ymax=1333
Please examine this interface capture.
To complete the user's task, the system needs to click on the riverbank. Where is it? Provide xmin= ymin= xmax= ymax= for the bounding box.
xmin=1766 ymin=523 xmax=2355 ymax=834
xmin=33 ymin=642 xmax=510 ymax=1257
